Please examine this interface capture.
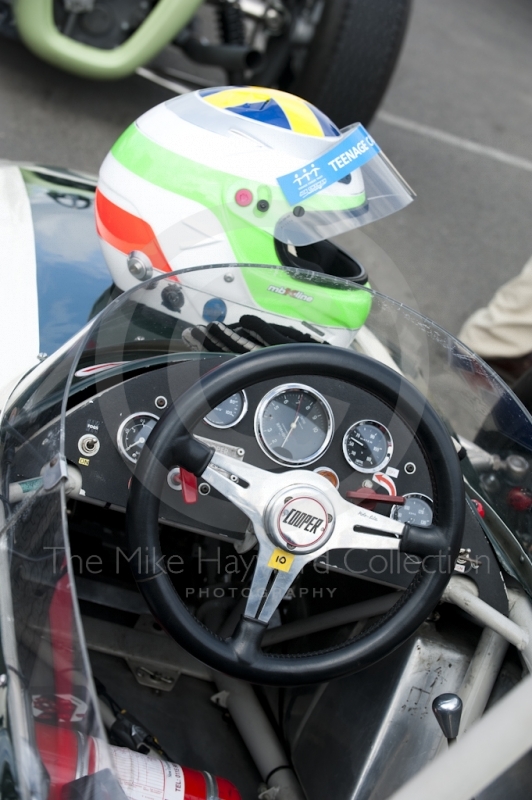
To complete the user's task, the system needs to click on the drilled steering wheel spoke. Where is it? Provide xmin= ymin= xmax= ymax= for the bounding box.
xmin=327 ymin=498 xmax=405 ymax=551
xmin=201 ymin=451 xmax=274 ymax=531
xmin=243 ymin=543 xmax=310 ymax=626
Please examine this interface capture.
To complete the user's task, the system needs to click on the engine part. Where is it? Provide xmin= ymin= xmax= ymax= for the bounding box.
xmin=180 ymin=33 xmax=262 ymax=71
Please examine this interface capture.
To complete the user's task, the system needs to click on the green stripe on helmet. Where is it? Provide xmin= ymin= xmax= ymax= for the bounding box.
xmin=111 ymin=123 xmax=282 ymax=266
xmin=112 ymin=124 xmax=372 ymax=330
xmin=241 ymin=268 xmax=373 ymax=330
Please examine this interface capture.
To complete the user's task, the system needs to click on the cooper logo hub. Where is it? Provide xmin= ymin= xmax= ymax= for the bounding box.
xmin=265 ymin=486 xmax=335 ymax=553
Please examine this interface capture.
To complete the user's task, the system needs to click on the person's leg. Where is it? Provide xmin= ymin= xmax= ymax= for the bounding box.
xmin=459 ymin=254 xmax=532 ymax=384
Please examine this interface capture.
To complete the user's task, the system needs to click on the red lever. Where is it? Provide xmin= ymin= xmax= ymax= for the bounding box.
xmin=180 ymin=468 xmax=198 ymax=504
xmin=346 ymin=488 xmax=405 ymax=511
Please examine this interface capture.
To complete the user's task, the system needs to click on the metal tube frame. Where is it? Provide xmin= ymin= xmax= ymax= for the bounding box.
xmin=387 ymin=578 xmax=532 ymax=799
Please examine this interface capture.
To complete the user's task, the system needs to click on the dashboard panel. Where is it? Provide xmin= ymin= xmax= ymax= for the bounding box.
xmin=63 ymin=357 xmax=435 ymax=545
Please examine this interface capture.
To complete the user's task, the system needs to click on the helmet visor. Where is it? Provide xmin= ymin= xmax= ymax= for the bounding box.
xmin=218 ymin=123 xmax=415 ymax=247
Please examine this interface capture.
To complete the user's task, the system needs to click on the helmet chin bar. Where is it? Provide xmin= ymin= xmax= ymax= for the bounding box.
xmin=126 ymin=344 xmax=465 ymax=685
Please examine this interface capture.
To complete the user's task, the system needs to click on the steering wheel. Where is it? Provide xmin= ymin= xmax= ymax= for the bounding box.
xmin=126 ymin=344 xmax=465 ymax=685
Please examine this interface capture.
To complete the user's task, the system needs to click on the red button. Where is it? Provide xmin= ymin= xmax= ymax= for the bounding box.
xmin=235 ymin=189 xmax=253 ymax=207
xmin=471 ymin=498 xmax=486 ymax=518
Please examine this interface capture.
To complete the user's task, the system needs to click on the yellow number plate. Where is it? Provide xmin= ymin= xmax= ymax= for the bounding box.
xmin=267 ymin=548 xmax=295 ymax=572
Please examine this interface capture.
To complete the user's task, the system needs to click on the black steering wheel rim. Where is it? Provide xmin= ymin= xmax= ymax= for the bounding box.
xmin=126 ymin=344 xmax=465 ymax=685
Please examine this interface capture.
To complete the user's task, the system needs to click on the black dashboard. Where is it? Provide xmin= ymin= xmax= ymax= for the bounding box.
xmin=63 ymin=356 xmax=435 ymax=547
xmin=9 ymin=352 xmax=506 ymax=607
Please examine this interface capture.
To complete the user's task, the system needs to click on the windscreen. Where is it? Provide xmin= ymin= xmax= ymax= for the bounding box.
xmin=0 ymin=349 xmax=120 ymax=798
xmin=60 ymin=264 xmax=532 ymax=589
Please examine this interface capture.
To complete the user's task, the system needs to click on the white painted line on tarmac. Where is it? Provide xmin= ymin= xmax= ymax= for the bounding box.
xmin=135 ymin=67 xmax=191 ymax=95
xmin=377 ymin=111 xmax=532 ymax=174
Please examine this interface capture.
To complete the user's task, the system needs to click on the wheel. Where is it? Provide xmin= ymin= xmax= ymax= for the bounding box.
xmin=256 ymin=0 xmax=411 ymax=128
xmin=126 ymin=343 xmax=464 ymax=686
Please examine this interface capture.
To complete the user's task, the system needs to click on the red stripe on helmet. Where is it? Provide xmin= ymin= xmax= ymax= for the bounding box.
xmin=95 ymin=188 xmax=172 ymax=273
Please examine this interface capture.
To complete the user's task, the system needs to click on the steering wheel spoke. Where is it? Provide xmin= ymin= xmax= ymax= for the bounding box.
xmin=328 ymin=499 xmax=405 ymax=551
xmin=202 ymin=450 xmax=278 ymax=531
xmin=243 ymin=543 xmax=310 ymax=625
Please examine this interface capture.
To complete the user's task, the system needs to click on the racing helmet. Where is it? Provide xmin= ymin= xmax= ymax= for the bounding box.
xmin=95 ymin=86 xmax=415 ymax=293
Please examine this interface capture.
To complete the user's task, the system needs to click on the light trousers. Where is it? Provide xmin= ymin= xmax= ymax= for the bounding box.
xmin=459 ymin=254 xmax=532 ymax=358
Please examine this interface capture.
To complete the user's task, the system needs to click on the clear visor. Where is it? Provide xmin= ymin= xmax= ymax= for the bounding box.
xmin=273 ymin=149 xmax=415 ymax=246
xmin=163 ymin=93 xmax=415 ymax=247
xmin=147 ymin=143 xmax=415 ymax=254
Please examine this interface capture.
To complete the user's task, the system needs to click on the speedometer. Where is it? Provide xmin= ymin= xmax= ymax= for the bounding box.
xmin=343 ymin=419 xmax=393 ymax=473
xmin=255 ymin=383 xmax=334 ymax=466
xmin=117 ymin=412 xmax=159 ymax=464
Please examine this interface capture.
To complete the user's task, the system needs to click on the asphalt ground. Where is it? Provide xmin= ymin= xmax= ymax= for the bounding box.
xmin=1 ymin=0 xmax=532 ymax=336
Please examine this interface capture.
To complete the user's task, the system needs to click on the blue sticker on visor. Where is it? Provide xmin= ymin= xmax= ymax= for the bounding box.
xmin=277 ymin=124 xmax=380 ymax=207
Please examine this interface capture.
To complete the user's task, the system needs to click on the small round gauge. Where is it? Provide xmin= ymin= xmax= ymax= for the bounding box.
xmin=117 ymin=412 xmax=159 ymax=464
xmin=343 ymin=419 xmax=393 ymax=473
xmin=255 ymin=383 xmax=334 ymax=467
xmin=391 ymin=493 xmax=433 ymax=528
xmin=204 ymin=391 xmax=248 ymax=429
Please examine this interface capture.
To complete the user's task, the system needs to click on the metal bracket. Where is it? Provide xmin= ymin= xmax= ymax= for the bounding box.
xmin=128 ymin=661 xmax=179 ymax=692
xmin=455 ymin=548 xmax=482 ymax=572
xmin=42 ymin=454 xmax=69 ymax=491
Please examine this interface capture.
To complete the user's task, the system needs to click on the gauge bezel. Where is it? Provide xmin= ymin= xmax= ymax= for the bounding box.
xmin=204 ymin=390 xmax=248 ymax=430
xmin=254 ymin=383 xmax=334 ymax=467
xmin=117 ymin=411 xmax=159 ymax=464
xmin=342 ymin=418 xmax=394 ymax=473
xmin=390 ymin=492 xmax=433 ymax=526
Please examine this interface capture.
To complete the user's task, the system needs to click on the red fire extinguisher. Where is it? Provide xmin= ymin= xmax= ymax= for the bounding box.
xmin=35 ymin=722 xmax=241 ymax=800
xmin=41 ymin=567 xmax=240 ymax=800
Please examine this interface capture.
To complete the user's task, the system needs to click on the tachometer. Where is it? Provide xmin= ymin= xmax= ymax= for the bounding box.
xmin=343 ymin=419 xmax=393 ymax=473
xmin=117 ymin=412 xmax=159 ymax=464
xmin=391 ymin=493 xmax=433 ymax=527
xmin=204 ymin=391 xmax=247 ymax=429
xmin=255 ymin=383 xmax=334 ymax=466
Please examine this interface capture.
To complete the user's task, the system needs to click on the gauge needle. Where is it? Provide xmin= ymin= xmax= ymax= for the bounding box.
xmin=126 ymin=436 xmax=145 ymax=451
xmin=281 ymin=420 xmax=298 ymax=447
xmin=282 ymin=394 xmax=304 ymax=447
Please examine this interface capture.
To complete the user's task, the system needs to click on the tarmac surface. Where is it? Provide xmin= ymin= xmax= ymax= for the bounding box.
xmin=1 ymin=0 xmax=532 ymax=335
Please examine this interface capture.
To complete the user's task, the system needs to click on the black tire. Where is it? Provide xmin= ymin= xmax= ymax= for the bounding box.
xmin=286 ymin=0 xmax=411 ymax=128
